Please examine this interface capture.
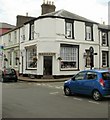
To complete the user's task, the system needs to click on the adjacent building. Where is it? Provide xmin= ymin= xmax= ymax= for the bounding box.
xmin=0 ymin=22 xmax=15 ymax=36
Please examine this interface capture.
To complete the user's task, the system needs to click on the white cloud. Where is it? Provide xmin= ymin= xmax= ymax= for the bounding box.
xmin=0 ymin=0 xmax=109 ymax=25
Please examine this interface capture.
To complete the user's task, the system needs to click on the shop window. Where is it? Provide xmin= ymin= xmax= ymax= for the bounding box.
xmin=60 ymin=45 xmax=78 ymax=70
xmin=14 ymin=51 xmax=19 ymax=66
xmin=26 ymin=46 xmax=37 ymax=69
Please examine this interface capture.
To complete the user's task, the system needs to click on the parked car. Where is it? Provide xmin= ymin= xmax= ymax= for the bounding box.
xmin=1 ymin=68 xmax=18 ymax=82
xmin=64 ymin=69 xmax=110 ymax=101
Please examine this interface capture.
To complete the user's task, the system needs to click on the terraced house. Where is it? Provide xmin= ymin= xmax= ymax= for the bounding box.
xmin=0 ymin=1 xmax=110 ymax=78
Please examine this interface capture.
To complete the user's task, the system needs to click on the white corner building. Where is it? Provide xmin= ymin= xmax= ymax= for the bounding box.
xmin=0 ymin=1 xmax=110 ymax=78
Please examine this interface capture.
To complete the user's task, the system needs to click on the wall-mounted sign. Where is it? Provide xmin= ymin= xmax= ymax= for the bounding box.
xmin=39 ymin=53 xmax=56 ymax=56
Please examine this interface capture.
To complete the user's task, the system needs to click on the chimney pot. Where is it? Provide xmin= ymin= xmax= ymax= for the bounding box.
xmin=41 ymin=0 xmax=56 ymax=15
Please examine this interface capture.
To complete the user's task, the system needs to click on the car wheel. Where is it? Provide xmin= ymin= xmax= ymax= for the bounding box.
xmin=15 ymin=79 xmax=18 ymax=82
xmin=64 ymin=87 xmax=71 ymax=96
xmin=92 ymin=90 xmax=102 ymax=101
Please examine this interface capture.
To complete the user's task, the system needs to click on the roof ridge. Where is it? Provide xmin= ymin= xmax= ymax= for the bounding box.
xmin=54 ymin=9 xmax=64 ymax=16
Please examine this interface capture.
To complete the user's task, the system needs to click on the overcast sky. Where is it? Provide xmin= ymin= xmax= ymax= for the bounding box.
xmin=0 ymin=0 xmax=109 ymax=25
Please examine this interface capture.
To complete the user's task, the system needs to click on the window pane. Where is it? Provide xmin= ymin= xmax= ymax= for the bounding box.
xmin=26 ymin=47 xmax=37 ymax=68
xmin=86 ymin=72 xmax=97 ymax=80
xmin=66 ymin=22 xmax=72 ymax=38
xmin=102 ymin=52 xmax=107 ymax=66
xmin=60 ymin=46 xmax=78 ymax=69
xmin=86 ymin=26 xmax=92 ymax=40
xmin=102 ymin=32 xmax=107 ymax=46
xmin=102 ymin=72 xmax=110 ymax=80
xmin=75 ymin=72 xmax=85 ymax=80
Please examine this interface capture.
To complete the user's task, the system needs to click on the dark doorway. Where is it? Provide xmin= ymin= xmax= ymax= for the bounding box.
xmin=43 ymin=56 xmax=52 ymax=75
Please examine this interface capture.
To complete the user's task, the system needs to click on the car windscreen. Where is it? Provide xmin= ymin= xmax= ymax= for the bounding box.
xmin=102 ymin=72 xmax=110 ymax=80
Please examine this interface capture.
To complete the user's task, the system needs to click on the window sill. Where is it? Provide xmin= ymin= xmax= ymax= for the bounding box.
xmin=26 ymin=68 xmax=37 ymax=70
xmin=85 ymin=39 xmax=94 ymax=41
xmin=60 ymin=68 xmax=79 ymax=71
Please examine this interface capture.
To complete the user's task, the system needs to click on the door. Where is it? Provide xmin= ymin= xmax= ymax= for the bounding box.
xmin=70 ymin=71 xmax=86 ymax=94
xmin=43 ymin=56 xmax=52 ymax=75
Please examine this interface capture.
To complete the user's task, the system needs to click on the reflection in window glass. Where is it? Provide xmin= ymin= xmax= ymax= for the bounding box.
xmin=75 ymin=72 xmax=85 ymax=80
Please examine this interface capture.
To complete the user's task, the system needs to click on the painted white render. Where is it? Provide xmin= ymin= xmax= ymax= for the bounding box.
xmin=1 ymin=9 xmax=110 ymax=78
xmin=18 ymin=16 xmax=104 ymax=77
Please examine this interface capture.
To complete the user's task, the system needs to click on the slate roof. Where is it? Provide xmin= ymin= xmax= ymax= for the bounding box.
xmin=39 ymin=9 xmax=98 ymax=24
xmin=98 ymin=24 xmax=110 ymax=30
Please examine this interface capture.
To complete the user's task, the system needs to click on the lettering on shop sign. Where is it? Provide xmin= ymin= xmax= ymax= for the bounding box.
xmin=39 ymin=53 xmax=56 ymax=56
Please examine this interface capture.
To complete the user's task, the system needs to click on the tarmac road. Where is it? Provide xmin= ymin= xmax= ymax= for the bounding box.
xmin=2 ymin=81 xmax=110 ymax=119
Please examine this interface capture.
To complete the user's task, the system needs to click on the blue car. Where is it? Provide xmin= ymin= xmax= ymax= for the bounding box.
xmin=64 ymin=70 xmax=110 ymax=101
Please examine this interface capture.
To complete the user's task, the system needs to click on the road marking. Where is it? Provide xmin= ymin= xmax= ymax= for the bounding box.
xmin=73 ymin=97 xmax=82 ymax=101
xmin=88 ymin=101 xmax=100 ymax=104
xmin=63 ymin=95 xmax=69 ymax=98
xmin=36 ymin=83 xmax=41 ymax=86
xmin=47 ymin=85 xmax=54 ymax=88
xmin=55 ymin=86 xmax=62 ymax=89
xmin=49 ymin=92 xmax=59 ymax=95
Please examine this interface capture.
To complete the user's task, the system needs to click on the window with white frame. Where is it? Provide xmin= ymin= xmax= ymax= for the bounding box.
xmin=60 ymin=45 xmax=78 ymax=70
xmin=85 ymin=23 xmax=93 ymax=41
xmin=29 ymin=22 xmax=34 ymax=40
xmin=102 ymin=51 xmax=108 ymax=67
xmin=22 ymin=26 xmax=25 ymax=42
xmin=8 ymin=52 xmax=12 ymax=66
xmin=14 ymin=51 xmax=19 ymax=66
xmin=8 ymin=33 xmax=11 ymax=42
xmin=26 ymin=46 xmax=37 ymax=69
xmin=86 ymin=26 xmax=92 ymax=40
xmin=102 ymin=32 xmax=108 ymax=46
xmin=14 ymin=31 xmax=17 ymax=43
xmin=65 ymin=22 xmax=73 ymax=39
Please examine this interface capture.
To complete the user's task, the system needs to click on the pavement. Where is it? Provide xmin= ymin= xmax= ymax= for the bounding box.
xmin=18 ymin=76 xmax=69 ymax=83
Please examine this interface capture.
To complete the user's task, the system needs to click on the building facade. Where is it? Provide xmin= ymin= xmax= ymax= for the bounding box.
xmin=18 ymin=9 xmax=110 ymax=78
xmin=0 ymin=23 xmax=15 ymax=36
xmin=0 ymin=2 xmax=110 ymax=78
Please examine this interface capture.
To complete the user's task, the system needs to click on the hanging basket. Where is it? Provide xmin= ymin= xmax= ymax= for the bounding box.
xmin=33 ymin=57 xmax=37 ymax=61
xmin=16 ymin=57 xmax=19 ymax=60
xmin=4 ymin=58 xmax=8 ymax=61
xmin=57 ymin=57 xmax=62 ymax=60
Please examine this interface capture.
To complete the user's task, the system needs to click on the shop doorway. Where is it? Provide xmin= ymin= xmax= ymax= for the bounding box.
xmin=43 ymin=56 xmax=52 ymax=75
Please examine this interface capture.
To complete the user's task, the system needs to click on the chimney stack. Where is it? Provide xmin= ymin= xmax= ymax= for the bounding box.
xmin=41 ymin=0 xmax=56 ymax=15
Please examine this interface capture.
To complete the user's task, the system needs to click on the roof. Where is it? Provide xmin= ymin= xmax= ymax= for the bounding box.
xmin=0 ymin=22 xmax=15 ymax=29
xmin=16 ymin=15 xmax=36 ymax=27
xmin=38 ymin=9 xmax=98 ymax=24
xmin=82 ymin=69 xmax=110 ymax=73
xmin=98 ymin=24 xmax=110 ymax=30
